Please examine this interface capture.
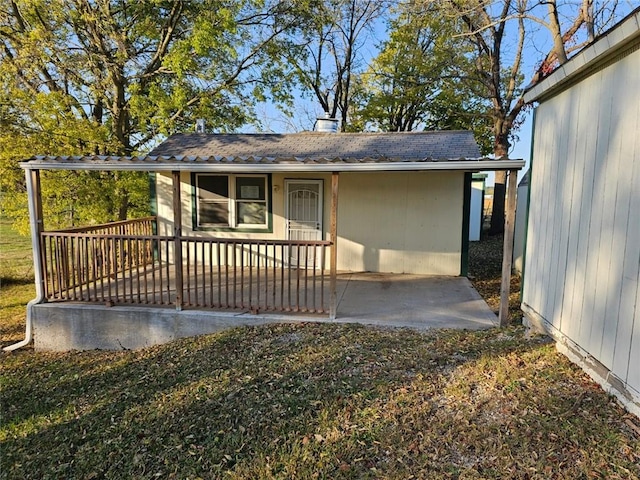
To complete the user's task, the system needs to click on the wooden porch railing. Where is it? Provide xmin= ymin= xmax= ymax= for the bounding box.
xmin=40 ymin=218 xmax=332 ymax=314
xmin=180 ymin=238 xmax=330 ymax=313
xmin=41 ymin=217 xmax=157 ymax=301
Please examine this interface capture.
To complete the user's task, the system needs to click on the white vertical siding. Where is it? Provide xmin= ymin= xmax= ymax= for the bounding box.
xmin=583 ymin=66 xmax=613 ymax=358
xmin=523 ymin=47 xmax=640 ymax=395
xmin=562 ymin=76 xmax=592 ymax=345
xmin=616 ymin=97 xmax=640 ymax=389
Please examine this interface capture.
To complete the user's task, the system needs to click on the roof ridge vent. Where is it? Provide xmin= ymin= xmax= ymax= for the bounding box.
xmin=315 ymin=112 xmax=339 ymax=133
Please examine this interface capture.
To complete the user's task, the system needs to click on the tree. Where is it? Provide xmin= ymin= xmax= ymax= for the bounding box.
xmin=349 ymin=2 xmax=493 ymax=153
xmin=436 ymin=0 xmax=619 ymax=235
xmin=0 ymin=0 xmax=301 ymax=229
xmin=284 ymin=0 xmax=387 ymax=131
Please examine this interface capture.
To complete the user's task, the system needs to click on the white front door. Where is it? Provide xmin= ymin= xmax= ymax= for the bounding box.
xmin=285 ymin=180 xmax=323 ymax=265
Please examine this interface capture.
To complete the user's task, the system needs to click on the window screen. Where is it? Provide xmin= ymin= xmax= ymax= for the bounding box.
xmin=197 ymin=175 xmax=229 ymax=226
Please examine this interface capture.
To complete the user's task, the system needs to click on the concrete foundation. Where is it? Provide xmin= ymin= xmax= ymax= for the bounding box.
xmin=31 ymin=303 xmax=308 ymax=351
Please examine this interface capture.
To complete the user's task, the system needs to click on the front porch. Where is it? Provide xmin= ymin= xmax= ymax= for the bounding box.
xmin=40 ymin=217 xmax=333 ymax=315
xmin=38 ymin=216 xmax=496 ymax=310
xmin=31 ymin=216 xmax=497 ymax=350
xmin=31 ymin=273 xmax=496 ymax=351
xmin=12 ymin=134 xmax=524 ymax=351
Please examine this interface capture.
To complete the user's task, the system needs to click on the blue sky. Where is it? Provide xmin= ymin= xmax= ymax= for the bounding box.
xmin=251 ymin=1 xmax=636 ymax=185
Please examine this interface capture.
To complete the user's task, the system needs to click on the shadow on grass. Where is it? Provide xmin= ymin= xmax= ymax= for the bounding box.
xmin=5 ymin=323 xmax=633 ymax=480
xmin=0 ymin=275 xmax=34 ymax=288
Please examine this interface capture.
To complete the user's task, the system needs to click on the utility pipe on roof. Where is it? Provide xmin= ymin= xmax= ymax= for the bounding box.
xmin=4 ymin=171 xmax=45 ymax=351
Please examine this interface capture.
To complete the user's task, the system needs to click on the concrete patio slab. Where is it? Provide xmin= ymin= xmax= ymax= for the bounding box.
xmin=31 ymin=272 xmax=498 ymax=350
xmin=334 ymin=273 xmax=497 ymax=330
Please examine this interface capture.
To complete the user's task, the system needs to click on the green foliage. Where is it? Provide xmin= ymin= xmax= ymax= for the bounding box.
xmin=349 ymin=3 xmax=493 ymax=154
xmin=0 ymin=217 xmax=34 ymax=284
xmin=0 ymin=0 xmax=303 ymax=230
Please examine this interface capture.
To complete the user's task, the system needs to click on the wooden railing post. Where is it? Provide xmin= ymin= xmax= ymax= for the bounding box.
xmin=330 ymin=172 xmax=339 ymax=320
xmin=172 ymin=171 xmax=184 ymax=310
xmin=499 ymin=169 xmax=518 ymax=327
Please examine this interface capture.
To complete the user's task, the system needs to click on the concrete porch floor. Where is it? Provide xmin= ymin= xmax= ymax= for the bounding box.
xmin=333 ymin=273 xmax=497 ymax=330
xmin=32 ymin=272 xmax=498 ymax=350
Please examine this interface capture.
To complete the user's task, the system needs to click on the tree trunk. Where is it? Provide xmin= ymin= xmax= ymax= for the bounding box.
xmin=489 ymin=133 xmax=510 ymax=235
xmin=118 ymin=192 xmax=129 ymax=221
xmin=547 ymin=1 xmax=569 ymax=65
xmin=490 ymin=170 xmax=507 ymax=235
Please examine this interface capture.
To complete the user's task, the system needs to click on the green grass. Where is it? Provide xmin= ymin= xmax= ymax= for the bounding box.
xmin=1 ymin=233 xmax=639 ymax=479
xmin=0 ymin=218 xmax=34 ymax=285
xmin=2 ymin=324 xmax=639 ymax=479
xmin=0 ymin=218 xmax=34 ymax=347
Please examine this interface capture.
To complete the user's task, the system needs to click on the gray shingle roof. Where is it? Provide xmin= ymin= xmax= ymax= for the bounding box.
xmin=20 ymin=131 xmax=526 ymax=172
xmin=148 ymin=131 xmax=481 ymax=161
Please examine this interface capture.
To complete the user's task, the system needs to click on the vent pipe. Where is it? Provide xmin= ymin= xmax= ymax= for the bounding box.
xmin=195 ymin=119 xmax=205 ymax=133
xmin=315 ymin=112 xmax=339 ymax=133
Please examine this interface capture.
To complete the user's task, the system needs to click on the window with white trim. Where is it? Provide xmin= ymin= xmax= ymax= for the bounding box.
xmin=195 ymin=174 xmax=269 ymax=229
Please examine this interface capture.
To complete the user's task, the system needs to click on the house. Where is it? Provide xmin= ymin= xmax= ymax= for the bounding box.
xmin=10 ymin=130 xmax=523 ymax=351
xmin=522 ymin=8 xmax=640 ymax=416
xmin=150 ymin=131 xmax=486 ymax=275
xmin=469 ymin=173 xmax=488 ymax=242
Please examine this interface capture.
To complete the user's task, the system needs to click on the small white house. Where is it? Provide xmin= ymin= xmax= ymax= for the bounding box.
xmin=522 ymin=8 xmax=640 ymax=416
xmin=13 ymin=130 xmax=523 ymax=351
xmin=150 ymin=131 xmax=489 ymax=276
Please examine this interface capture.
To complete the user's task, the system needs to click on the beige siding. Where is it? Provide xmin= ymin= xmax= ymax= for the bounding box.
xmin=523 ymin=47 xmax=640 ymax=396
xmin=337 ymin=171 xmax=462 ymax=275
xmin=155 ymin=171 xmax=464 ymax=275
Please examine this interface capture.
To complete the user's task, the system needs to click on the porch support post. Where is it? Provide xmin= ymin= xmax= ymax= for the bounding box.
xmin=329 ymin=171 xmax=339 ymax=320
xmin=499 ymin=169 xmax=518 ymax=327
xmin=172 ymin=171 xmax=184 ymax=310
xmin=26 ymin=169 xmax=46 ymax=300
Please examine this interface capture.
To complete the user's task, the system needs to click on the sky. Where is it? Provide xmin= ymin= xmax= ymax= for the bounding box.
xmin=250 ymin=1 xmax=636 ymax=186
xmin=494 ymin=1 xmax=638 ymax=184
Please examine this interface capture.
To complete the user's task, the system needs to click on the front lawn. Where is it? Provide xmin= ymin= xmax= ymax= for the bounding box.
xmin=1 ymin=232 xmax=639 ymax=479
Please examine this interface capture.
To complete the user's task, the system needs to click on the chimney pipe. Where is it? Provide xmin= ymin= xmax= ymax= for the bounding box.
xmin=315 ymin=112 xmax=339 ymax=133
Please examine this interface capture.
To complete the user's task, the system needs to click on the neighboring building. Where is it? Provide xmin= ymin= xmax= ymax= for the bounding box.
xmin=522 ymin=8 xmax=640 ymax=416
xmin=469 ymin=173 xmax=487 ymax=241
xmin=513 ymin=169 xmax=529 ymax=274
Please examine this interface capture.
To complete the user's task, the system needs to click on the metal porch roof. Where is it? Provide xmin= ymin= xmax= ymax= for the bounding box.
xmin=20 ymin=155 xmax=524 ymax=172
xmin=20 ymin=131 xmax=524 ymax=172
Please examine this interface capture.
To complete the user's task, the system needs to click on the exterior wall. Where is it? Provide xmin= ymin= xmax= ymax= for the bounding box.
xmin=336 ymin=171 xmax=462 ymax=275
xmin=513 ymin=183 xmax=528 ymax=274
xmin=522 ymin=46 xmax=640 ymax=411
xmin=469 ymin=177 xmax=485 ymax=242
xmin=156 ymin=170 xmax=464 ymax=275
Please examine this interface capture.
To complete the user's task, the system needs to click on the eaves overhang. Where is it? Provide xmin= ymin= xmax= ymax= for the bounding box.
xmin=19 ymin=155 xmax=525 ymax=173
xmin=524 ymin=7 xmax=640 ymax=104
